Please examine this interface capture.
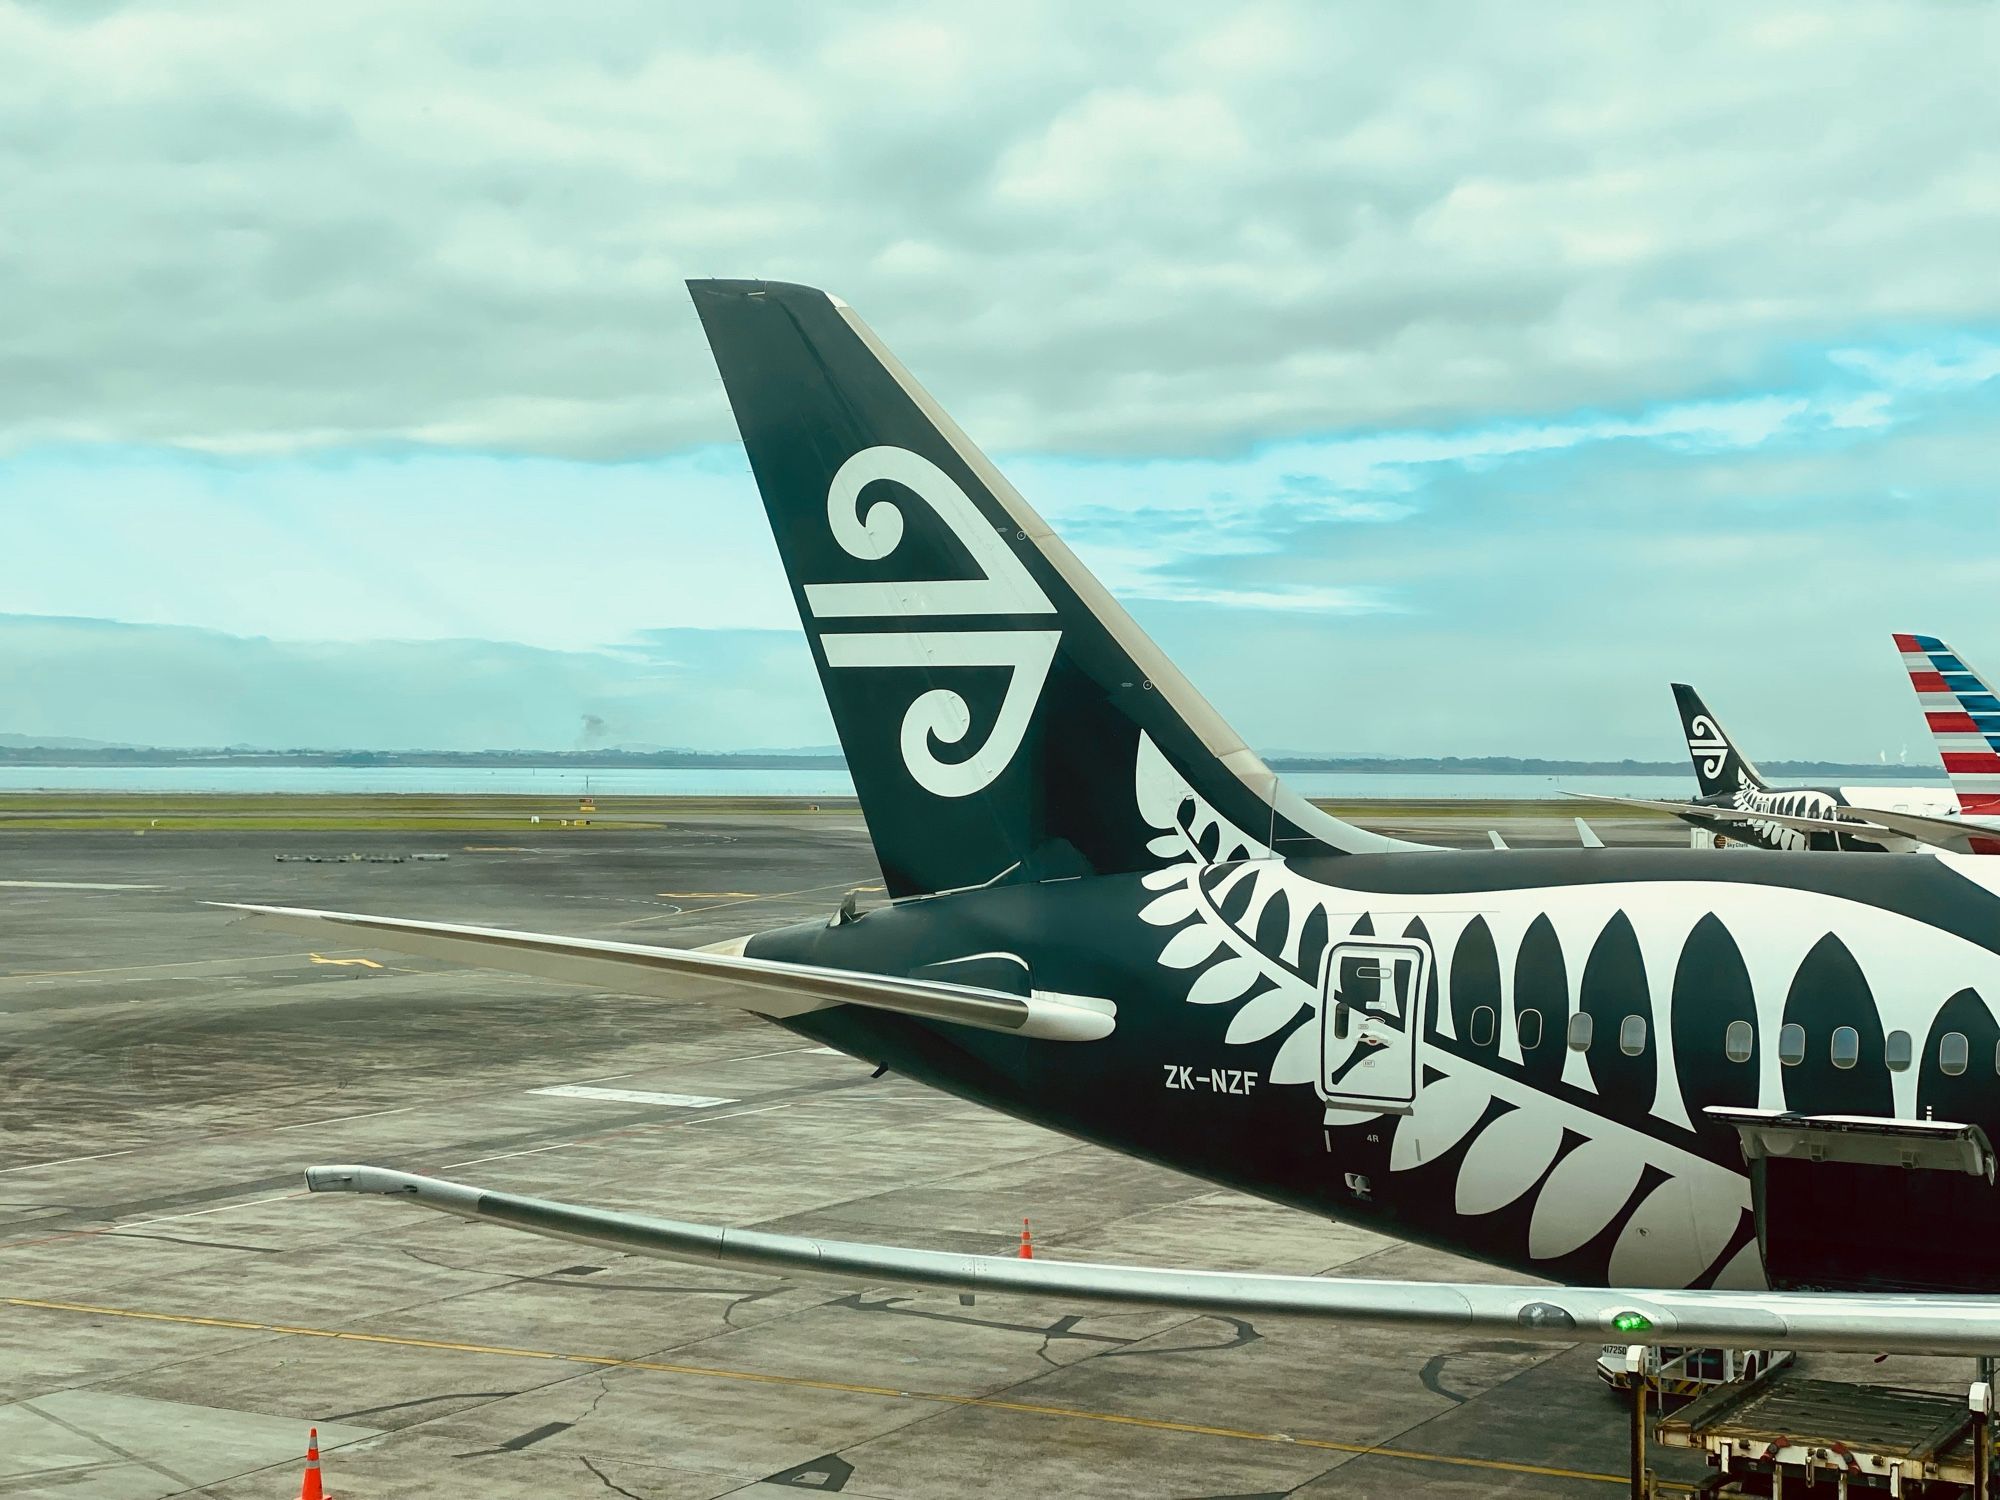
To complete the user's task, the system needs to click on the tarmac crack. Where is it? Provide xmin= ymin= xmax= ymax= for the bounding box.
xmin=579 ymin=1454 xmax=648 ymax=1500
xmin=98 ymin=1230 xmax=282 ymax=1254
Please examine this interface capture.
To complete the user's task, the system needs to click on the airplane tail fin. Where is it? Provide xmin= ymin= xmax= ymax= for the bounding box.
xmin=688 ymin=279 xmax=1420 ymax=899
xmin=1896 ymin=633 xmax=2000 ymax=815
xmin=1671 ymin=682 xmax=1765 ymax=799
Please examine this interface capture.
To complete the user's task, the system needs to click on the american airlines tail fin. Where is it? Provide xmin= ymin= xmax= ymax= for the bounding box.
xmin=1670 ymin=682 xmax=1766 ymax=800
xmin=688 ymin=279 xmax=1420 ymax=899
xmin=1896 ymin=633 xmax=2000 ymax=815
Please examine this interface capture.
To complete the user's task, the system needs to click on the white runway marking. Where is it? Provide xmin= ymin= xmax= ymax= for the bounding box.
xmin=272 ymin=1105 xmax=416 ymax=1132
xmin=0 ymin=881 xmax=162 ymax=891
xmin=722 ymin=1044 xmax=830 ymax=1062
xmin=0 ymin=1148 xmax=137 ymax=1176
xmin=116 ymin=1192 xmax=300 ymax=1231
xmin=529 ymin=1084 xmax=737 ymax=1108
xmin=442 ymin=1144 xmax=577 ymax=1168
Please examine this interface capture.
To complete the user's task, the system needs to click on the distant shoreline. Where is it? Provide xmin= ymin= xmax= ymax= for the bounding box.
xmin=0 ymin=747 xmax=1941 ymax=779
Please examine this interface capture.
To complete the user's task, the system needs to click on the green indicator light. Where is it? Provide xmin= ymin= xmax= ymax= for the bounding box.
xmin=1611 ymin=1311 xmax=1653 ymax=1334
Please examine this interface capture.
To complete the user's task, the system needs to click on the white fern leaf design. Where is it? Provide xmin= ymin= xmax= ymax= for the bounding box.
xmin=1453 ymin=1106 xmax=1566 ymax=1217
xmin=1224 ymin=984 xmax=1304 ymax=1044
xmin=1389 ymin=1071 xmax=1491 ymax=1171
xmin=1138 ymin=888 xmax=1200 ymax=927
xmin=1526 ymin=1136 xmax=1650 ymax=1261
xmin=1160 ymin=926 xmax=1224 ymax=970
xmin=1269 ymin=1022 xmax=1320 ymax=1085
xmin=1189 ymin=956 xmax=1262 ymax=1006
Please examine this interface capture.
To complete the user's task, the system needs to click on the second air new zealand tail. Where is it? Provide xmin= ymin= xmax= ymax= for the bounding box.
xmin=1672 ymin=681 xmax=1766 ymax=800
xmin=689 ymin=279 xmax=1420 ymax=898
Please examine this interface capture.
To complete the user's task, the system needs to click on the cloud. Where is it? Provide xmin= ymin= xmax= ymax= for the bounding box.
xmin=0 ymin=614 xmax=831 ymax=751
xmin=4 ymin=2 xmax=1998 ymax=458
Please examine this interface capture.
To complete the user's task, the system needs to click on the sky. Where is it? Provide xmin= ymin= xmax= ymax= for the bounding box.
xmin=4 ymin=2 xmax=1998 ymax=760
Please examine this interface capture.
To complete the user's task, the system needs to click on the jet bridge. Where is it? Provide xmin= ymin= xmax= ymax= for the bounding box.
xmin=1707 ymin=1109 xmax=2000 ymax=1294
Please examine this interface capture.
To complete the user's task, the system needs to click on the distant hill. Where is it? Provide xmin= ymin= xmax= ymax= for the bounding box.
xmin=0 ymin=742 xmax=1941 ymax=780
xmin=0 ymin=733 xmax=133 ymax=751
xmin=1264 ymin=755 xmax=1939 ymax=780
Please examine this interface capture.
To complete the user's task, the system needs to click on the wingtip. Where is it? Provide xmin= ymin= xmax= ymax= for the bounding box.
xmin=305 ymin=1164 xmax=482 ymax=1211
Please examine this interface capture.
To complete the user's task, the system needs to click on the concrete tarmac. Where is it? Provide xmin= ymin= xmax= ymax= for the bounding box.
xmin=0 ymin=808 xmax=1933 ymax=1498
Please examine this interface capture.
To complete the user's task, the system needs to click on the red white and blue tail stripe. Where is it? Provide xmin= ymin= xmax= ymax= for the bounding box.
xmin=1896 ymin=633 xmax=2000 ymax=817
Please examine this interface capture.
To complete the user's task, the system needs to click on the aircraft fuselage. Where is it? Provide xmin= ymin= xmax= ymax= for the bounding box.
xmin=752 ymin=842 xmax=2000 ymax=1295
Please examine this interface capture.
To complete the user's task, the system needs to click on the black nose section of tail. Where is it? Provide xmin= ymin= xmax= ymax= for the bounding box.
xmin=689 ymin=278 xmax=1412 ymax=899
xmin=1671 ymin=682 xmax=1762 ymax=799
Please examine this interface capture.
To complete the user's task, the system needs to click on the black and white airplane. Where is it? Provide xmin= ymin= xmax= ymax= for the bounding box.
xmin=236 ymin=280 xmax=2000 ymax=1356
xmin=1573 ymin=683 xmax=1955 ymax=853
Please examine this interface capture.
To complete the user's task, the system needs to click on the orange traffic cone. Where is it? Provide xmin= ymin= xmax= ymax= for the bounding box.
xmin=299 ymin=1427 xmax=325 ymax=1500
xmin=1018 ymin=1218 xmax=1034 ymax=1259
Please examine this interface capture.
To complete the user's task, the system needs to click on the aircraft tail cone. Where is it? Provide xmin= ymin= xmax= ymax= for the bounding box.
xmin=1019 ymin=1218 xmax=1033 ymax=1260
xmin=299 ymin=1427 xmax=325 ymax=1500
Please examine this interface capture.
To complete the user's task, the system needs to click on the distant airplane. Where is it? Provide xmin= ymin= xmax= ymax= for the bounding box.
xmin=1572 ymin=683 xmax=1954 ymax=852
xmin=1684 ymin=639 xmax=2000 ymax=857
xmin=230 ymin=280 xmax=2000 ymax=1356
xmin=1839 ymin=635 xmax=2000 ymax=855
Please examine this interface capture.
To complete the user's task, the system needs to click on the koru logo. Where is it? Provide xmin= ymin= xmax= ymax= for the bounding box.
xmin=1686 ymin=714 xmax=1731 ymax=780
xmin=806 ymin=446 xmax=1058 ymax=798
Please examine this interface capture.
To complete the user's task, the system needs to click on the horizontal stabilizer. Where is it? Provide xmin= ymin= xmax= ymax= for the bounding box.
xmin=1827 ymin=804 xmax=2000 ymax=856
xmin=212 ymin=903 xmax=1114 ymax=1042
xmin=307 ymin=1164 xmax=2000 ymax=1356
xmin=1562 ymin=793 xmax=1919 ymax=852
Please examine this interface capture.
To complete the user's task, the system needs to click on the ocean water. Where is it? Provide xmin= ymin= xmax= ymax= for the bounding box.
xmin=0 ymin=763 xmax=1726 ymax=801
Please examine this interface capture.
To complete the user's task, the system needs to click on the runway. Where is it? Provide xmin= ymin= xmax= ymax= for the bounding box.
xmin=0 ymin=807 xmax=1939 ymax=1498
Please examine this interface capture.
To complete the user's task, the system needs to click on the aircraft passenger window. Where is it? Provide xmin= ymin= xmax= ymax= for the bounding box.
xmin=1567 ymin=1013 xmax=1593 ymax=1051
xmin=1619 ymin=1015 xmax=1647 ymax=1056
xmin=1941 ymin=1032 xmax=1970 ymax=1077
xmin=1470 ymin=1006 xmax=1496 ymax=1047
xmin=1778 ymin=1023 xmax=1806 ymax=1066
xmin=1994 ymin=1039 xmax=2000 ymax=1076
xmin=1518 ymin=1009 xmax=1542 ymax=1051
xmin=1724 ymin=1020 xmax=1753 ymax=1063
xmin=1886 ymin=1030 xmax=1912 ymax=1072
xmin=1830 ymin=1026 xmax=1859 ymax=1070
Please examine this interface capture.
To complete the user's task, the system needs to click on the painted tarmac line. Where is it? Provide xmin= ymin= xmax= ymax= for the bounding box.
xmin=720 ymin=1044 xmax=830 ymax=1063
xmin=0 ymin=949 xmax=335 ymax=981
xmin=441 ymin=1144 xmax=578 ymax=1169
xmin=115 ymin=1193 xmax=307 ymax=1233
xmin=0 ymin=1295 xmax=1671 ymax=1490
xmin=0 ymin=880 xmax=164 ymax=890
xmin=566 ymin=1103 xmax=794 ymax=1149
xmin=674 ymin=1103 xmax=791 ymax=1127
xmin=271 ymin=1105 xmax=417 ymax=1132
xmin=530 ymin=1084 xmax=738 ymax=1109
xmin=0 ymin=1148 xmax=138 ymax=1176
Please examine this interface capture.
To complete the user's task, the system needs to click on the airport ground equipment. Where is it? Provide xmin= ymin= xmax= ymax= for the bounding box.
xmin=1599 ymin=1344 xmax=1792 ymax=1399
xmin=1654 ymin=1364 xmax=1997 ymax=1497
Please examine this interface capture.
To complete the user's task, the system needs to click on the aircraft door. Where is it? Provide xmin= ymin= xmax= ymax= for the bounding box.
xmin=1318 ymin=938 xmax=1429 ymax=1114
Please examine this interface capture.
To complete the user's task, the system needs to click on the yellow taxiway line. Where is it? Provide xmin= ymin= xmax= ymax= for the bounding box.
xmin=2 ymin=1295 xmax=1673 ymax=1489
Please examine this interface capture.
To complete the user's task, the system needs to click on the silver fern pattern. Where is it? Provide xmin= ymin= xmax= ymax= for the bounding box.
xmin=1129 ymin=734 xmax=2000 ymax=1289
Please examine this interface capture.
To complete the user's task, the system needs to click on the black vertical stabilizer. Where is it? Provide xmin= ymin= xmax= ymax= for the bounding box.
xmin=1671 ymin=682 xmax=1766 ymax=800
xmin=689 ymin=279 xmax=1421 ymax=899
